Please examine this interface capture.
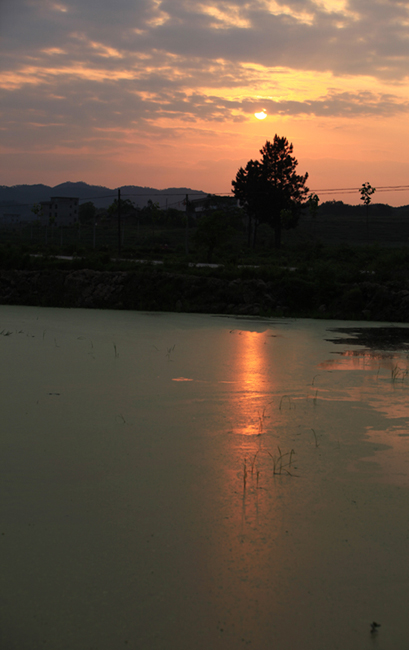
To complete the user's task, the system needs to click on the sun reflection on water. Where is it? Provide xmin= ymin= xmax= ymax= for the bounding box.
xmin=229 ymin=330 xmax=275 ymax=437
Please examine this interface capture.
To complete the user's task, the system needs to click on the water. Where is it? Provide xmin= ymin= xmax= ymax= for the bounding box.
xmin=1 ymin=306 xmax=408 ymax=649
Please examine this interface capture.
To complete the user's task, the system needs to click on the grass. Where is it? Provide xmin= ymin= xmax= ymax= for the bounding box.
xmin=166 ymin=344 xmax=176 ymax=360
xmin=250 ymin=451 xmax=259 ymax=474
xmin=3 ymin=237 xmax=409 ymax=320
xmin=391 ymin=363 xmax=409 ymax=383
xmin=242 ymin=444 xmax=299 ymax=493
xmin=267 ymin=446 xmax=298 ymax=477
xmin=258 ymin=408 xmax=266 ymax=433
xmin=279 ymin=395 xmax=294 ymax=411
xmin=243 ymin=458 xmax=248 ymax=491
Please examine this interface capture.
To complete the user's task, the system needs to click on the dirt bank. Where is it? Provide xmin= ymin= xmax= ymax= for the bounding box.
xmin=1 ymin=268 xmax=409 ymax=322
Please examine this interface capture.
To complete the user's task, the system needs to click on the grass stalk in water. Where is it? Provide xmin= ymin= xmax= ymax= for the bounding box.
xmin=279 ymin=395 xmax=294 ymax=411
xmin=250 ymin=451 xmax=259 ymax=475
xmin=391 ymin=363 xmax=408 ymax=383
xmin=267 ymin=447 xmax=297 ymax=476
xmin=258 ymin=408 xmax=266 ymax=434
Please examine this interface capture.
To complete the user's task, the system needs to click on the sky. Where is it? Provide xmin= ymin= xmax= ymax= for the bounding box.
xmin=1 ymin=0 xmax=409 ymax=205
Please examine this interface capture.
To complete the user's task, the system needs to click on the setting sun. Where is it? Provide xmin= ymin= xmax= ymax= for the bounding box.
xmin=2 ymin=0 xmax=409 ymax=203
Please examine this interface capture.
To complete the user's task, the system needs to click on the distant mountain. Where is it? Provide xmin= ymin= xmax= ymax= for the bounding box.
xmin=0 ymin=182 xmax=208 ymax=213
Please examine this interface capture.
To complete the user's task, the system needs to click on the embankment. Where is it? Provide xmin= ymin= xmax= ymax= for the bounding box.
xmin=1 ymin=268 xmax=409 ymax=322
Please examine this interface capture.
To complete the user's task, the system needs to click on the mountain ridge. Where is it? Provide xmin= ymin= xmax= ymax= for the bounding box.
xmin=0 ymin=182 xmax=208 ymax=210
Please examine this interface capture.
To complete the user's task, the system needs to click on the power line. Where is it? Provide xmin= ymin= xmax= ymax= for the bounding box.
xmin=1 ymin=184 xmax=409 ymax=210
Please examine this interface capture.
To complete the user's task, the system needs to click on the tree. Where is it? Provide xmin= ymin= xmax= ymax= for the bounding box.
xmin=359 ymin=182 xmax=376 ymax=241
xmin=107 ymin=197 xmax=135 ymax=220
xmin=194 ymin=210 xmax=238 ymax=263
xmin=232 ymin=136 xmax=309 ymax=248
xmin=146 ymin=199 xmax=161 ymax=235
xmin=78 ymin=201 xmax=96 ymax=224
xmin=308 ymin=193 xmax=320 ymax=237
xmin=31 ymin=203 xmax=43 ymax=224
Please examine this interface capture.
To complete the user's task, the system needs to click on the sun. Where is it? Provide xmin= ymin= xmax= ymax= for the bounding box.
xmin=254 ymin=109 xmax=267 ymax=120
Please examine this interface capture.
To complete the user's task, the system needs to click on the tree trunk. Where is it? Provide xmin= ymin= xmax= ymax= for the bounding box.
xmin=247 ymin=215 xmax=252 ymax=247
xmin=274 ymin=223 xmax=282 ymax=249
xmin=253 ymin=219 xmax=259 ymax=248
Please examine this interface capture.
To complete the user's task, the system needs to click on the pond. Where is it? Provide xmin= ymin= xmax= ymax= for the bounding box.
xmin=1 ymin=305 xmax=409 ymax=650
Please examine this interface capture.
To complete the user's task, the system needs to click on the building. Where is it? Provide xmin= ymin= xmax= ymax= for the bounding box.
xmin=40 ymin=196 xmax=79 ymax=226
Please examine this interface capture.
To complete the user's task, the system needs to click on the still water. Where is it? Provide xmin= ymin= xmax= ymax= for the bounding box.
xmin=1 ymin=306 xmax=409 ymax=650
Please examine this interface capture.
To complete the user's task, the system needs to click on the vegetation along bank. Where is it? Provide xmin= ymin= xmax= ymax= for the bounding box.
xmin=1 ymin=246 xmax=409 ymax=322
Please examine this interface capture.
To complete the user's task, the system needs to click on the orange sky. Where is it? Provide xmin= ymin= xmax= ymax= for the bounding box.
xmin=1 ymin=0 xmax=409 ymax=205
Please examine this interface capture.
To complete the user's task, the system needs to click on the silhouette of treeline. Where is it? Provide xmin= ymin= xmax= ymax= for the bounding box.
xmin=318 ymin=200 xmax=409 ymax=218
xmin=288 ymin=200 xmax=409 ymax=247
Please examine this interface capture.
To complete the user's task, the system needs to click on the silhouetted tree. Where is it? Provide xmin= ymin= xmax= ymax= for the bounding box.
xmin=232 ymin=136 xmax=309 ymax=248
xmin=31 ymin=203 xmax=43 ymax=224
xmin=308 ymin=193 xmax=320 ymax=237
xmin=194 ymin=210 xmax=238 ymax=263
xmin=360 ymin=182 xmax=376 ymax=241
xmin=107 ymin=198 xmax=135 ymax=220
xmin=79 ymin=201 xmax=96 ymax=224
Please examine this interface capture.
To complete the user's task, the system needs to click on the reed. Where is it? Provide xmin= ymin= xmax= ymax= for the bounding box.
xmin=166 ymin=344 xmax=176 ymax=360
xmin=311 ymin=428 xmax=319 ymax=447
xmin=258 ymin=408 xmax=266 ymax=433
xmin=250 ymin=451 xmax=259 ymax=474
xmin=279 ymin=395 xmax=294 ymax=411
xmin=243 ymin=458 xmax=248 ymax=491
xmin=113 ymin=342 xmax=119 ymax=358
xmin=391 ymin=363 xmax=408 ymax=383
xmin=289 ymin=448 xmax=295 ymax=467
xmin=267 ymin=447 xmax=297 ymax=476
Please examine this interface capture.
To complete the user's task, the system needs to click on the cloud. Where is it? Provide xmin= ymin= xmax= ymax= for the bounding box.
xmin=1 ymin=0 xmax=409 ymax=192
xmin=3 ymin=0 xmax=409 ymax=80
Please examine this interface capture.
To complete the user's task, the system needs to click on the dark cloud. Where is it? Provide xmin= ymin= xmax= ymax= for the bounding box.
xmin=2 ymin=0 xmax=409 ymax=79
xmin=1 ymin=0 xmax=409 ymax=170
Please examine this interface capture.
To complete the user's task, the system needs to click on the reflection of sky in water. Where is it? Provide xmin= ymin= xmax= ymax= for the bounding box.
xmin=2 ymin=307 xmax=409 ymax=649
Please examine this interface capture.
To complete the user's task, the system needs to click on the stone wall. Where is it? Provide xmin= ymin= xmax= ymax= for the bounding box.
xmin=0 ymin=268 xmax=409 ymax=322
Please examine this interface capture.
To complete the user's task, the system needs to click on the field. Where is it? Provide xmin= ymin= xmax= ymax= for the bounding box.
xmin=1 ymin=207 xmax=409 ymax=262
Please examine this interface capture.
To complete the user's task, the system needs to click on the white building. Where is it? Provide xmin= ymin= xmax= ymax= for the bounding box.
xmin=40 ymin=196 xmax=79 ymax=225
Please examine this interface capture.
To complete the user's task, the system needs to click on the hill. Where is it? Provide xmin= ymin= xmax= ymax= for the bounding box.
xmin=0 ymin=182 xmax=207 ymax=212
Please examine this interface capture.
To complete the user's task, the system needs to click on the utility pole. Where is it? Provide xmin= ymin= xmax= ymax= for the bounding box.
xmin=118 ymin=188 xmax=121 ymax=258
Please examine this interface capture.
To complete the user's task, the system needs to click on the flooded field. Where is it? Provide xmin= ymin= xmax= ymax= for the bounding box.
xmin=1 ymin=305 xmax=409 ymax=650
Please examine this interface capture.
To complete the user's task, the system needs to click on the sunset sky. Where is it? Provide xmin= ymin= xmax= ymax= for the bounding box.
xmin=1 ymin=0 xmax=409 ymax=204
